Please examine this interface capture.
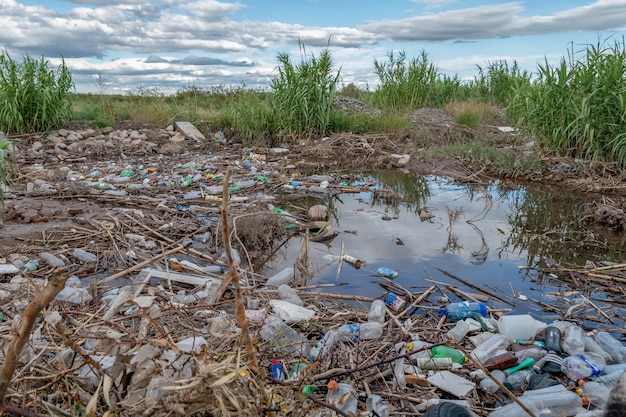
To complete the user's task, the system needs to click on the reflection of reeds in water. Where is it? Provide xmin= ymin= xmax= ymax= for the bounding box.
xmin=442 ymin=205 xmax=464 ymax=253
xmin=468 ymin=190 xmax=493 ymax=265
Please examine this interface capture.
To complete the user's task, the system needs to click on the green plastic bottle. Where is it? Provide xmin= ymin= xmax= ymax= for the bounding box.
xmin=430 ymin=345 xmax=467 ymax=364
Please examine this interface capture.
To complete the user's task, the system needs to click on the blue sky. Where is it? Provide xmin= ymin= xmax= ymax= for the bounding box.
xmin=2 ymin=0 xmax=625 ymax=94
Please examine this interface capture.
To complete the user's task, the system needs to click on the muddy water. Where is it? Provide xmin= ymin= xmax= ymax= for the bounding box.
xmin=271 ymin=171 xmax=625 ymax=327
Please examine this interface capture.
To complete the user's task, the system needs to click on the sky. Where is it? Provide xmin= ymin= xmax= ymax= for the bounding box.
xmin=1 ymin=0 xmax=625 ymax=94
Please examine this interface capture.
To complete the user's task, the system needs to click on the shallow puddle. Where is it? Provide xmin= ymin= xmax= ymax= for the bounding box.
xmin=271 ymin=171 xmax=625 ymax=328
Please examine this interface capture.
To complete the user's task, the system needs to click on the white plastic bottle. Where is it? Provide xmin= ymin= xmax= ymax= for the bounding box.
xmin=470 ymin=333 xmax=512 ymax=364
xmin=367 ymin=299 xmax=386 ymax=324
xmin=584 ymin=336 xmax=613 ymax=362
xmin=366 ymin=394 xmax=390 ymax=417
xmin=336 ymin=322 xmax=383 ymax=342
xmin=446 ymin=319 xmax=471 ymax=342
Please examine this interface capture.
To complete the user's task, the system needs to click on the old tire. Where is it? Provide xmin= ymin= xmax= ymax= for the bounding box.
xmin=422 ymin=402 xmax=476 ymax=417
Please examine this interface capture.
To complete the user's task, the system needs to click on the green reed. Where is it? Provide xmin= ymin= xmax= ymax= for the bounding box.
xmin=0 ymin=51 xmax=74 ymax=133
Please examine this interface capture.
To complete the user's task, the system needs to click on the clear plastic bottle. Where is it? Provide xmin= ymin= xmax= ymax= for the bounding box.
xmin=504 ymin=369 xmax=534 ymax=390
xmin=479 ymin=369 xmax=506 ymax=393
xmin=307 ymin=330 xmax=338 ymax=362
xmin=260 ymin=316 xmax=311 ymax=357
xmin=326 ymin=381 xmax=357 ymax=414
xmin=277 ymin=284 xmax=303 ymax=306
xmin=513 ymin=347 xmax=546 ymax=363
xmin=446 ymin=319 xmax=471 ymax=342
xmin=393 ymin=342 xmax=406 ymax=389
xmin=562 ymin=325 xmax=586 ymax=356
xmin=266 ymin=267 xmax=295 ymax=287
xmin=367 ymin=299 xmax=386 ymax=324
xmin=596 ymin=369 xmax=625 ymax=387
xmin=336 ymin=322 xmax=383 ymax=342
xmin=491 ymin=385 xmax=582 ymax=417
xmin=407 ymin=339 xmax=431 ymax=360
xmin=438 ymin=301 xmax=487 ymax=320
xmin=594 ymin=331 xmax=626 ymax=362
xmin=584 ymin=336 xmax=613 ymax=363
xmin=470 ymin=333 xmax=512 ymax=364
xmin=561 ymin=352 xmax=606 ymax=380
xmin=581 ymin=380 xmax=611 ymax=409
xmin=366 ymin=394 xmax=390 ymax=417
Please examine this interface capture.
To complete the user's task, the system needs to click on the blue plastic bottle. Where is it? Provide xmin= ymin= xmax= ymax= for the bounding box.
xmin=438 ymin=301 xmax=487 ymax=320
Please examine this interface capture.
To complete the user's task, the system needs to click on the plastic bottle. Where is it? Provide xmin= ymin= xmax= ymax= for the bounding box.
xmin=366 ymin=394 xmax=390 ymax=417
xmin=482 ymin=351 xmax=518 ymax=370
xmin=513 ymin=347 xmax=546 ymax=363
xmin=336 ymin=322 xmax=383 ymax=342
xmin=561 ymin=352 xmax=606 ymax=380
xmin=504 ymin=357 xmax=535 ymax=376
xmin=411 ymin=357 xmax=453 ymax=370
xmin=479 ymin=369 xmax=506 ymax=393
xmin=594 ymin=331 xmax=626 ymax=362
xmin=504 ymin=369 xmax=534 ymax=390
xmin=446 ymin=319 xmax=471 ymax=342
xmin=407 ymin=340 xmax=431 ymax=360
xmin=581 ymin=380 xmax=611 ymax=409
xmin=430 ymin=346 xmax=467 ymax=364
xmin=393 ymin=342 xmax=406 ymax=389
xmin=470 ymin=333 xmax=512 ymax=364
xmin=367 ymin=299 xmax=386 ymax=324
xmin=490 ymin=387 xmax=582 ymax=417
xmin=266 ymin=267 xmax=294 ymax=287
xmin=326 ymin=381 xmax=357 ymax=414
xmin=307 ymin=330 xmax=338 ymax=362
xmin=73 ymin=248 xmax=97 ymax=263
xmin=376 ymin=267 xmax=398 ymax=279
xmin=584 ymin=336 xmax=613 ymax=363
xmin=497 ymin=314 xmax=547 ymax=340
xmin=277 ymin=284 xmax=303 ymax=306
xmin=562 ymin=325 xmax=586 ymax=356
xmin=438 ymin=301 xmax=487 ymax=320
xmin=260 ymin=316 xmax=311 ymax=357
xmin=269 ymin=359 xmax=286 ymax=381
xmin=603 ymin=362 xmax=626 ymax=375
xmin=544 ymin=325 xmax=562 ymax=353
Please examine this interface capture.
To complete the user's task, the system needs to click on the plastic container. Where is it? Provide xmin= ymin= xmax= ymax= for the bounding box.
xmin=367 ymin=299 xmax=386 ymax=324
xmin=393 ymin=342 xmax=406 ymax=389
xmin=430 ymin=346 xmax=467 ymax=364
xmin=407 ymin=340 xmax=431 ymax=360
xmin=504 ymin=369 xmax=533 ymax=390
xmin=446 ymin=319 xmax=471 ymax=342
xmin=562 ymin=325 xmax=586 ymax=356
xmin=603 ymin=362 xmax=626 ymax=375
xmin=277 ymin=284 xmax=303 ymax=306
xmin=470 ymin=333 xmax=512 ymax=364
xmin=384 ymin=293 xmax=406 ymax=312
xmin=479 ymin=369 xmax=506 ymax=393
xmin=584 ymin=336 xmax=613 ymax=363
xmin=497 ymin=314 xmax=546 ymax=340
xmin=366 ymin=394 xmax=390 ymax=417
xmin=594 ymin=331 xmax=626 ymax=362
xmin=581 ymin=380 xmax=611 ymax=409
xmin=561 ymin=352 xmax=606 ymax=380
xmin=307 ymin=330 xmax=338 ymax=362
xmin=269 ymin=360 xmax=285 ymax=381
xmin=336 ymin=322 xmax=383 ymax=342
xmin=73 ymin=248 xmax=97 ymax=263
xmin=482 ymin=351 xmax=518 ymax=370
xmin=260 ymin=316 xmax=311 ymax=357
xmin=438 ymin=302 xmax=487 ymax=320
xmin=544 ymin=325 xmax=562 ymax=353
xmin=376 ymin=267 xmax=398 ymax=279
xmin=266 ymin=267 xmax=294 ymax=287
xmin=490 ymin=387 xmax=583 ymax=417
xmin=411 ymin=357 xmax=453 ymax=370
xmin=513 ymin=347 xmax=546 ymax=363
xmin=326 ymin=381 xmax=357 ymax=414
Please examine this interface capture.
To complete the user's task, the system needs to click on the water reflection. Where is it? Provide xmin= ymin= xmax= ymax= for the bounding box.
xmin=271 ymin=171 xmax=625 ymax=324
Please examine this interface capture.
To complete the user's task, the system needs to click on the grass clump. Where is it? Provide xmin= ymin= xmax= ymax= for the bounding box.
xmin=0 ymin=51 xmax=74 ymax=133
xmin=508 ymin=39 xmax=626 ymax=165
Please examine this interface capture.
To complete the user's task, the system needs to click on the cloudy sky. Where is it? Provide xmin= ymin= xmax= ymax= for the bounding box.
xmin=2 ymin=0 xmax=625 ymax=94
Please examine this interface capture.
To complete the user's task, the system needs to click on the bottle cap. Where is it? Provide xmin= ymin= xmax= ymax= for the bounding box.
xmin=327 ymin=380 xmax=338 ymax=390
xmin=437 ymin=307 xmax=447 ymax=316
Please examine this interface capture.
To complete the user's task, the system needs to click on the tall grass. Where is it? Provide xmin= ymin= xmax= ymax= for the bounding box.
xmin=473 ymin=60 xmax=532 ymax=105
xmin=0 ymin=51 xmax=74 ymax=133
xmin=508 ymin=39 xmax=626 ymax=165
xmin=270 ymin=48 xmax=340 ymax=139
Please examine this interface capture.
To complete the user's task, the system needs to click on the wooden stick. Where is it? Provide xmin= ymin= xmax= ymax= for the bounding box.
xmin=0 ymin=268 xmax=69 ymax=403
xmin=586 ymin=272 xmax=626 ymax=284
xmin=579 ymin=293 xmax=615 ymax=324
xmin=99 ymin=245 xmax=184 ymax=285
